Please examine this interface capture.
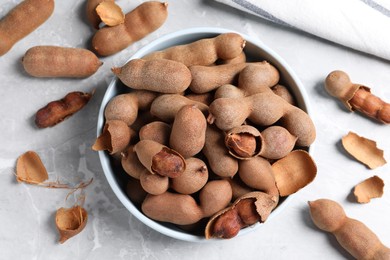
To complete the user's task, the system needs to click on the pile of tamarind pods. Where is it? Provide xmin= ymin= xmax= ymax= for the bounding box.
xmin=93 ymin=32 xmax=318 ymax=239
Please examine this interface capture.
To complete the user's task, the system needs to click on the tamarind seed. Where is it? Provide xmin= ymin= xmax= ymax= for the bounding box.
xmin=235 ymin=198 xmax=261 ymax=225
xmin=151 ymin=147 xmax=185 ymax=178
xmin=212 ymin=209 xmax=242 ymax=239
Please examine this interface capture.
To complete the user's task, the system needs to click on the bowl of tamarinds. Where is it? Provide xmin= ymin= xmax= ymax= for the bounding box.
xmin=94 ymin=27 xmax=317 ymax=242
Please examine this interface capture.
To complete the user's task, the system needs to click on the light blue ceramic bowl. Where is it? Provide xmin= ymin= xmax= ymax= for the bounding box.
xmin=96 ymin=27 xmax=312 ymax=242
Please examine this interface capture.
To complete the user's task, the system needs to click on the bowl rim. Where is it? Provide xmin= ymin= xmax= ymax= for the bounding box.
xmin=96 ymin=26 xmax=312 ymax=242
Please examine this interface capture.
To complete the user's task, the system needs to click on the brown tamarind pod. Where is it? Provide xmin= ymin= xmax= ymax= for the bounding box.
xmin=271 ymin=84 xmax=296 ymax=105
xmin=205 ymin=191 xmax=277 ymax=239
xmin=35 ymin=91 xmax=92 ymax=128
xmin=139 ymin=121 xmax=171 ymax=146
xmin=309 ymin=199 xmax=390 ymax=260
xmin=170 ymin=105 xmax=207 ymax=158
xmin=150 ymin=94 xmax=209 ymax=122
xmin=325 ymin=70 xmax=390 ymax=124
xmin=259 ymin=126 xmax=297 ymax=160
xmin=237 ymin=62 xmax=280 ymax=95
xmin=112 ymin=59 xmax=191 ymax=94
xmin=143 ymin=33 xmax=246 ymax=67
xmin=170 ymin=158 xmax=208 ymax=195
xmin=208 ymin=92 xmax=316 ymax=147
xmin=142 ymin=191 xmax=204 ymax=225
xmin=238 ymin=156 xmax=279 ymax=202
xmin=0 ymin=0 xmax=55 ymax=56
xmin=139 ymin=169 xmax=169 ymax=195
xmin=199 ymin=180 xmax=232 ymax=218
xmin=92 ymin=1 xmax=168 ymax=56
xmin=133 ymin=139 xmax=186 ymax=178
xmin=104 ymin=90 xmax=158 ymax=126
xmin=225 ymin=125 xmax=262 ymax=159
xmin=202 ymin=125 xmax=238 ymax=178
xmin=189 ymin=63 xmax=247 ymax=94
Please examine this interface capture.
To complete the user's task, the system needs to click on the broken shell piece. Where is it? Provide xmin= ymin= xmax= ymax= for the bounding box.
xmin=55 ymin=205 xmax=88 ymax=244
xmin=342 ymin=131 xmax=386 ymax=169
xmin=225 ymin=125 xmax=262 ymax=159
xmin=16 ymin=151 xmax=48 ymax=184
xmin=272 ymin=150 xmax=317 ymax=196
xmin=96 ymin=0 xmax=125 ymax=27
xmin=133 ymin=139 xmax=186 ymax=178
xmin=92 ymin=120 xmax=134 ymax=154
xmin=354 ymin=175 xmax=384 ymax=203
xmin=205 ymin=191 xmax=277 ymax=239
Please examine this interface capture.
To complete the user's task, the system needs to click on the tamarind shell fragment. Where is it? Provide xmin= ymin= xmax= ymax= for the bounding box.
xmin=35 ymin=91 xmax=92 ymax=128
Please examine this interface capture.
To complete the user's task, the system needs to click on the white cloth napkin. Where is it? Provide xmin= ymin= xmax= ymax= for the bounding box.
xmin=216 ymin=0 xmax=390 ymax=61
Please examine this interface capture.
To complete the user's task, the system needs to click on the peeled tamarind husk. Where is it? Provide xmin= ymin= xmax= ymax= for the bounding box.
xmin=205 ymin=191 xmax=277 ymax=239
xmin=272 ymin=150 xmax=317 ymax=196
xmin=55 ymin=206 xmax=88 ymax=244
xmin=354 ymin=175 xmax=384 ymax=203
xmin=133 ymin=139 xmax=186 ymax=178
xmin=16 ymin=151 xmax=48 ymax=184
xmin=92 ymin=120 xmax=135 ymax=154
xmin=225 ymin=125 xmax=262 ymax=159
xmin=342 ymin=131 xmax=386 ymax=169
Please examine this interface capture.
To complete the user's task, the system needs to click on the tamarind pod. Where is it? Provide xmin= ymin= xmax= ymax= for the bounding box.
xmin=35 ymin=91 xmax=92 ymax=128
xmin=309 ymin=199 xmax=390 ymax=260
xmin=142 ymin=192 xmax=203 ymax=225
xmin=92 ymin=1 xmax=168 ymax=56
xmin=238 ymin=157 xmax=279 ymax=202
xmin=325 ymin=70 xmax=390 ymax=124
xmin=150 ymin=94 xmax=209 ymax=122
xmin=0 ymin=0 xmax=54 ymax=56
xmin=112 ymin=59 xmax=191 ymax=94
xmin=143 ymin=33 xmax=246 ymax=67
xmin=133 ymin=140 xmax=186 ymax=178
xmin=202 ymin=125 xmax=238 ymax=178
xmin=22 ymin=46 xmax=103 ymax=78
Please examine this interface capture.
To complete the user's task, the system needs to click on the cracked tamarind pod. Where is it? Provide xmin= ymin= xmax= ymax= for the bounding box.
xmin=133 ymin=139 xmax=186 ymax=178
xmin=325 ymin=70 xmax=390 ymax=124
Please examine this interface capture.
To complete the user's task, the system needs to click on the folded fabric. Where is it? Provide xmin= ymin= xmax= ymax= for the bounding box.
xmin=216 ymin=0 xmax=390 ymax=61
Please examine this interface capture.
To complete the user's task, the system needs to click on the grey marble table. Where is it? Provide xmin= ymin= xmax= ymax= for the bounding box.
xmin=0 ymin=0 xmax=389 ymax=259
